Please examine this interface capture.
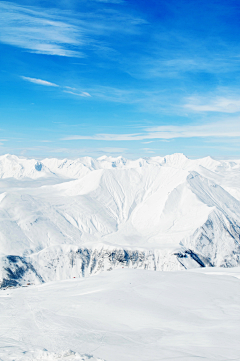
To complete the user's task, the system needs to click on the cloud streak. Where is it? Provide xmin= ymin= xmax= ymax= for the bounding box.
xmin=63 ymin=90 xmax=91 ymax=97
xmin=20 ymin=76 xmax=92 ymax=98
xmin=21 ymin=76 xmax=59 ymax=87
xmin=62 ymin=119 xmax=240 ymax=141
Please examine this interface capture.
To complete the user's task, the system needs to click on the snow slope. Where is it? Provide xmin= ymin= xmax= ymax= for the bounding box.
xmin=1 ymin=268 xmax=240 ymax=361
xmin=1 ymin=153 xmax=240 ymax=287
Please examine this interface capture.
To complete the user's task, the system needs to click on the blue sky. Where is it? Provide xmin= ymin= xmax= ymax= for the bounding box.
xmin=1 ymin=0 xmax=240 ymax=159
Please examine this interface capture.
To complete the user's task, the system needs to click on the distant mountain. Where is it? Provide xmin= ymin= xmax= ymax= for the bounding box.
xmin=1 ymin=153 xmax=240 ymax=288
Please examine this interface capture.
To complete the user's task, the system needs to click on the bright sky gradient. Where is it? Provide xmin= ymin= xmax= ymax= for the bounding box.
xmin=1 ymin=0 xmax=240 ymax=159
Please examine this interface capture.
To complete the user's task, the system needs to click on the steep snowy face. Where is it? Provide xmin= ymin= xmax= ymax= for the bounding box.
xmin=1 ymin=153 xmax=240 ymax=287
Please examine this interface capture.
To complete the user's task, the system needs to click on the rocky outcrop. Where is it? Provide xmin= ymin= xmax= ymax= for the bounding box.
xmin=0 ymin=245 xmax=212 ymax=288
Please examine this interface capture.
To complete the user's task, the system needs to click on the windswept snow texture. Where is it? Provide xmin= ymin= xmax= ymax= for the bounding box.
xmin=1 ymin=153 xmax=240 ymax=286
xmin=1 ymin=269 xmax=240 ymax=361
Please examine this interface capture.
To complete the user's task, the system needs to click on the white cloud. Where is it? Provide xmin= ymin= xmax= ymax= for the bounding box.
xmin=81 ymin=92 xmax=91 ymax=97
xmin=0 ymin=2 xmax=84 ymax=57
xmin=64 ymin=90 xmax=91 ymax=97
xmin=136 ymin=57 xmax=238 ymax=79
xmin=64 ymin=86 xmax=77 ymax=91
xmin=145 ymin=121 xmax=240 ymax=138
xmin=20 ymin=76 xmax=92 ymax=99
xmin=184 ymin=96 xmax=240 ymax=113
xmin=63 ymin=133 xmax=142 ymax=141
xmin=21 ymin=76 xmax=59 ymax=87
xmin=0 ymin=1 xmax=144 ymax=58
xmin=61 ymin=119 xmax=240 ymax=141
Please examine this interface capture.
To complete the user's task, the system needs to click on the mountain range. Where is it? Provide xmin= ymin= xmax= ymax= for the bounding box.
xmin=1 ymin=153 xmax=240 ymax=288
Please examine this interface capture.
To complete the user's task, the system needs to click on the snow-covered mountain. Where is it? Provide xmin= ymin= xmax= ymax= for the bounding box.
xmin=1 ymin=153 xmax=240 ymax=287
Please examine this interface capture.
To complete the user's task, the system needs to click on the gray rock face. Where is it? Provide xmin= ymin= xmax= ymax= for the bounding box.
xmin=0 ymin=255 xmax=44 ymax=288
xmin=35 ymin=162 xmax=43 ymax=171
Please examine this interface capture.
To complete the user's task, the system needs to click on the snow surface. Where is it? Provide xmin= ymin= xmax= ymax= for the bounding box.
xmin=1 ymin=268 xmax=240 ymax=361
xmin=1 ymin=153 xmax=240 ymax=287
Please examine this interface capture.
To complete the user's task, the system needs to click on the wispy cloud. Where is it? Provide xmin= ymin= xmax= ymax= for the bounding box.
xmin=142 ymin=148 xmax=155 ymax=153
xmin=19 ymin=77 xmax=169 ymax=107
xmin=0 ymin=1 xmax=145 ymax=58
xmin=122 ymin=27 xmax=240 ymax=81
xmin=21 ymin=76 xmax=59 ymax=87
xmin=20 ymin=76 xmax=92 ymax=98
xmin=82 ymin=86 xmax=176 ymax=115
xmin=132 ymin=55 xmax=240 ymax=80
xmin=62 ymin=118 xmax=240 ymax=141
xmin=63 ymin=90 xmax=91 ymax=97
xmin=184 ymin=96 xmax=240 ymax=113
xmin=0 ymin=2 xmax=83 ymax=57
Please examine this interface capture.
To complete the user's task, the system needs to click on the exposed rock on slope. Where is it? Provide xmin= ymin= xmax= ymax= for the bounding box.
xmin=1 ymin=245 xmax=213 ymax=288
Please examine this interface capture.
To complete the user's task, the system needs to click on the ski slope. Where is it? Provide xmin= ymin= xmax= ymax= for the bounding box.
xmin=0 ymin=153 xmax=240 ymax=287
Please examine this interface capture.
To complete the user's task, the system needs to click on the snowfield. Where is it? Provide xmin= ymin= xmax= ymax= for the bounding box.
xmin=1 ymin=153 xmax=240 ymax=360
xmin=1 ymin=268 xmax=240 ymax=361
